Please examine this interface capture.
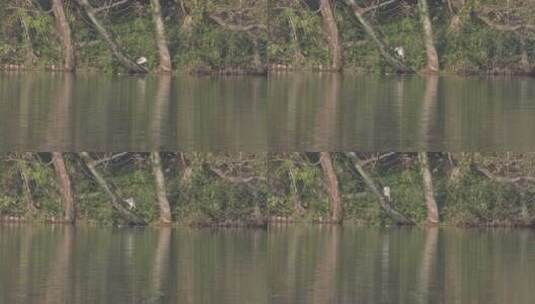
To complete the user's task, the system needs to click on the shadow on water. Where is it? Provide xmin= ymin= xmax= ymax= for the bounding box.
xmin=1 ymin=72 xmax=535 ymax=151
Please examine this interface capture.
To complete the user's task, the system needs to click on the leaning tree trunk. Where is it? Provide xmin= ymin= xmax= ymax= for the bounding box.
xmin=79 ymin=152 xmax=146 ymax=225
xmin=150 ymin=152 xmax=172 ymax=224
xmin=345 ymin=0 xmax=413 ymax=73
xmin=150 ymin=0 xmax=172 ymax=72
xmin=417 ymin=0 xmax=440 ymax=73
xmin=51 ymin=0 xmax=75 ymax=71
xmin=52 ymin=152 xmax=75 ymax=223
xmin=319 ymin=152 xmax=343 ymax=223
xmin=319 ymin=0 xmax=343 ymax=71
xmin=418 ymin=152 xmax=439 ymax=224
xmin=346 ymin=152 xmax=414 ymax=225
xmin=76 ymin=0 xmax=147 ymax=73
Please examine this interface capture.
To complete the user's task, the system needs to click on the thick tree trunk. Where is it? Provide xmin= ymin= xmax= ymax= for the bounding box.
xmin=319 ymin=0 xmax=343 ymax=71
xmin=520 ymin=38 xmax=532 ymax=74
xmin=76 ymin=0 xmax=147 ymax=73
xmin=345 ymin=0 xmax=413 ymax=73
xmin=150 ymin=0 xmax=172 ymax=73
xmin=79 ymin=152 xmax=146 ymax=225
xmin=150 ymin=152 xmax=172 ymax=224
xmin=346 ymin=152 xmax=414 ymax=225
xmin=418 ymin=152 xmax=439 ymax=224
xmin=51 ymin=0 xmax=75 ymax=71
xmin=52 ymin=152 xmax=75 ymax=223
xmin=417 ymin=0 xmax=440 ymax=73
xmin=319 ymin=152 xmax=343 ymax=223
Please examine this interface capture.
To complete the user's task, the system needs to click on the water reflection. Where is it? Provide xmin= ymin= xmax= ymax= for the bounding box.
xmin=1 ymin=72 xmax=535 ymax=151
xmin=268 ymin=226 xmax=535 ymax=304
xmin=0 ymin=226 xmax=268 ymax=304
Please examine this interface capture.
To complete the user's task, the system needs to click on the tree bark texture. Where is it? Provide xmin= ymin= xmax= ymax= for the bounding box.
xmin=150 ymin=0 xmax=172 ymax=72
xmin=320 ymin=0 xmax=343 ymax=71
xmin=319 ymin=152 xmax=343 ymax=223
xmin=52 ymin=0 xmax=75 ymax=71
xmin=151 ymin=152 xmax=172 ymax=224
xmin=52 ymin=152 xmax=76 ymax=223
xmin=417 ymin=0 xmax=440 ymax=73
xmin=418 ymin=152 xmax=439 ymax=224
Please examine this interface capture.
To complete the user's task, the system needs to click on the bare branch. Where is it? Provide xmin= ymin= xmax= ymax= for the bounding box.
xmin=210 ymin=166 xmax=266 ymax=184
xmin=93 ymin=0 xmax=129 ymax=13
xmin=475 ymin=165 xmax=535 ymax=185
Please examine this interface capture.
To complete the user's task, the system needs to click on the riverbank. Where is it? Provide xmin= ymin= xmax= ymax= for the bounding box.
xmin=1 ymin=62 xmax=533 ymax=77
xmin=1 ymin=153 xmax=533 ymax=227
xmin=1 ymin=1 xmax=533 ymax=76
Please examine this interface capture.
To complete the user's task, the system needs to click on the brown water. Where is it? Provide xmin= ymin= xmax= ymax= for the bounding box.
xmin=0 ymin=225 xmax=534 ymax=304
xmin=1 ymin=72 xmax=535 ymax=151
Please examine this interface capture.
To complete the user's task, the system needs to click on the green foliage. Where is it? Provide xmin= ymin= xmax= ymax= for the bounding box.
xmin=0 ymin=1 xmax=530 ymax=73
xmin=268 ymin=7 xmax=330 ymax=66
xmin=266 ymin=157 xmax=329 ymax=219
xmin=443 ymin=174 xmax=521 ymax=225
xmin=442 ymin=20 xmax=521 ymax=73
xmin=174 ymin=22 xmax=258 ymax=70
xmin=382 ymin=168 xmax=427 ymax=223
xmin=174 ymin=166 xmax=259 ymax=224
xmin=0 ymin=153 xmax=533 ymax=226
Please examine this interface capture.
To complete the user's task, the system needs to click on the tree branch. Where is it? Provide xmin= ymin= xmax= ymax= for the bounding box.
xmin=210 ymin=166 xmax=265 ymax=184
xmin=94 ymin=0 xmax=129 ymax=13
xmin=475 ymin=164 xmax=535 ymax=185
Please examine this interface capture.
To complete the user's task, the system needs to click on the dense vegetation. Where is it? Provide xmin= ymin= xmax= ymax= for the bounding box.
xmin=1 ymin=152 xmax=533 ymax=226
xmin=0 ymin=0 xmax=533 ymax=74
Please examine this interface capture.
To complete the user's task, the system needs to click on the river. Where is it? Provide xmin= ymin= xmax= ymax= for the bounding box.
xmin=0 ymin=225 xmax=533 ymax=304
xmin=1 ymin=72 xmax=535 ymax=151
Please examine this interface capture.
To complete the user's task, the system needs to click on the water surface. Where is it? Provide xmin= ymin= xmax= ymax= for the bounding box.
xmin=0 ymin=225 xmax=534 ymax=304
xmin=1 ymin=72 xmax=535 ymax=151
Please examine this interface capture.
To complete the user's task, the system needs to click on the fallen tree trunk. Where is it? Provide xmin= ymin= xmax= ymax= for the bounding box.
xmin=52 ymin=152 xmax=76 ymax=223
xmin=346 ymin=152 xmax=414 ymax=225
xmin=79 ymin=152 xmax=146 ymax=225
xmin=344 ymin=0 xmax=413 ymax=73
xmin=76 ymin=0 xmax=147 ymax=73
